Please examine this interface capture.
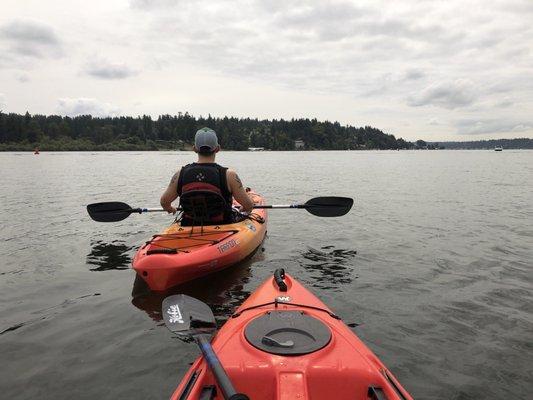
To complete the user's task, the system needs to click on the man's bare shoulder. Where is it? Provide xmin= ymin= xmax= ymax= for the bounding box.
xmin=227 ymin=168 xmax=242 ymax=182
xmin=227 ymin=169 xmax=244 ymax=189
xmin=226 ymin=168 xmax=237 ymax=177
xmin=169 ymin=168 xmax=181 ymax=186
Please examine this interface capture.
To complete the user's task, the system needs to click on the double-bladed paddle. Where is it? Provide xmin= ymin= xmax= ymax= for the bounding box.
xmin=87 ymin=196 xmax=353 ymax=222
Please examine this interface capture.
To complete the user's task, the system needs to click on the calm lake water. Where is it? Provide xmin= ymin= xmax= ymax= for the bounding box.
xmin=1 ymin=150 xmax=532 ymax=399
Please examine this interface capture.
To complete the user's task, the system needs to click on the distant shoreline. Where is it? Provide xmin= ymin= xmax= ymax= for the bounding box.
xmin=1 ymin=111 xmax=532 ymax=151
xmin=2 ymin=138 xmax=533 ymax=152
xmin=3 ymin=148 xmax=533 ymax=153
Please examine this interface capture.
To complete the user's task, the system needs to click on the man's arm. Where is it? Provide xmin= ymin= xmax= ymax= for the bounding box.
xmin=160 ymin=169 xmax=180 ymax=213
xmin=227 ymin=169 xmax=254 ymax=213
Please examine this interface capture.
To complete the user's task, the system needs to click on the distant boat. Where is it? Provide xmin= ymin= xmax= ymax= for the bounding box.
xmin=248 ymin=147 xmax=265 ymax=151
xmin=494 ymin=146 xmax=503 ymax=151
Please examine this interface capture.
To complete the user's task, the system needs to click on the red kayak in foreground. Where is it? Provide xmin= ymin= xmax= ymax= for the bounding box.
xmin=169 ymin=270 xmax=413 ymax=400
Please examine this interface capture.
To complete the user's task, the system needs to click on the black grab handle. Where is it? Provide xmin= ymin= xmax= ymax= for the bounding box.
xmin=146 ymin=248 xmax=178 ymax=255
xmin=368 ymin=387 xmax=388 ymax=400
xmin=273 ymin=269 xmax=287 ymax=292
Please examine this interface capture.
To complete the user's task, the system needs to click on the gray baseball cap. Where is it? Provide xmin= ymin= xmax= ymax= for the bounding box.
xmin=194 ymin=127 xmax=219 ymax=152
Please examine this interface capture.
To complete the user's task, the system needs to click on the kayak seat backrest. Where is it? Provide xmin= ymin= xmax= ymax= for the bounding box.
xmin=179 ymin=190 xmax=229 ymax=226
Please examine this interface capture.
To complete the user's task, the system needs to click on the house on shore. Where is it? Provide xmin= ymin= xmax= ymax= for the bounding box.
xmin=294 ymin=139 xmax=305 ymax=150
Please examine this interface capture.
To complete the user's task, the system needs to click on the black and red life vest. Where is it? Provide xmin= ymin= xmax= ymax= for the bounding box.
xmin=177 ymin=163 xmax=233 ymax=224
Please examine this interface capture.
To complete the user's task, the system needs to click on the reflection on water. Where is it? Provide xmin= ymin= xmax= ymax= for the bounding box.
xmin=299 ymin=246 xmax=358 ymax=290
xmin=86 ymin=240 xmax=134 ymax=271
xmin=131 ymin=259 xmax=256 ymax=326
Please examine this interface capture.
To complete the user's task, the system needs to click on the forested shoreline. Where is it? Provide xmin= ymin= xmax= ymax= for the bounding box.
xmin=0 ymin=111 xmax=411 ymax=151
xmin=2 ymin=111 xmax=531 ymax=151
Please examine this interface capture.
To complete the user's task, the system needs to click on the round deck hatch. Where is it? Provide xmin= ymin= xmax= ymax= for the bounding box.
xmin=244 ymin=310 xmax=331 ymax=355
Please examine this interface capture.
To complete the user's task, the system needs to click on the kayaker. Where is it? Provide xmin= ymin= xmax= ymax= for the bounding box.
xmin=160 ymin=127 xmax=254 ymax=223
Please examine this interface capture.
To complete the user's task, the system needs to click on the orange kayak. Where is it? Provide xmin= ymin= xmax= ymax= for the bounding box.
xmin=132 ymin=191 xmax=267 ymax=291
xmin=169 ymin=269 xmax=413 ymax=400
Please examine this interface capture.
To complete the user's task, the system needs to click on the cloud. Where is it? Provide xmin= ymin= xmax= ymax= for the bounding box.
xmin=408 ymin=80 xmax=477 ymax=109
xmin=0 ymin=93 xmax=5 ymax=110
xmin=0 ymin=19 xmax=62 ymax=58
xmin=273 ymin=2 xmax=458 ymax=45
xmin=57 ymin=98 xmax=120 ymax=117
xmin=0 ymin=20 xmax=59 ymax=44
xmin=495 ymin=96 xmax=513 ymax=108
xmin=124 ymin=0 xmax=532 ymax=117
xmin=16 ymin=73 xmax=30 ymax=83
xmin=275 ymin=2 xmax=365 ymax=32
xmin=456 ymin=119 xmax=532 ymax=135
xmin=404 ymin=69 xmax=425 ymax=81
xmin=85 ymin=59 xmax=138 ymax=79
xmin=129 ymin=0 xmax=178 ymax=9
xmin=502 ymin=1 xmax=533 ymax=14
xmin=134 ymin=1 xmax=473 ymax=103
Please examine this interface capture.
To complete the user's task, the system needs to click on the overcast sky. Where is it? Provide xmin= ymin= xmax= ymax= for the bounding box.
xmin=1 ymin=0 xmax=532 ymax=141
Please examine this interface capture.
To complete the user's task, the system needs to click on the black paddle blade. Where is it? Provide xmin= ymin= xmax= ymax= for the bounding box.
xmin=86 ymin=202 xmax=136 ymax=222
xmin=304 ymin=197 xmax=354 ymax=217
xmin=162 ymin=295 xmax=217 ymax=339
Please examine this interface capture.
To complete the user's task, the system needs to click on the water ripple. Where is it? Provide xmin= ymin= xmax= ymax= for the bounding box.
xmin=298 ymin=246 xmax=358 ymax=290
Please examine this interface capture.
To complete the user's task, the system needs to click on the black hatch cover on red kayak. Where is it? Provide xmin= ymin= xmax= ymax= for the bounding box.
xmin=244 ymin=311 xmax=331 ymax=355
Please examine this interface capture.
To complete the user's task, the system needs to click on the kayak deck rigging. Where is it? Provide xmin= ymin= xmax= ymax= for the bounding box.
xmin=142 ymin=213 xmax=265 ymax=254
xmin=143 ymin=229 xmax=239 ymax=254
xmin=231 ymin=299 xmax=341 ymax=319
